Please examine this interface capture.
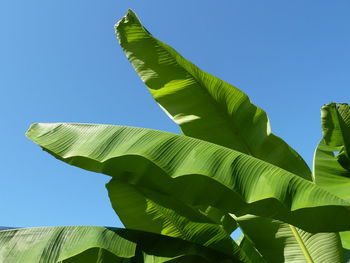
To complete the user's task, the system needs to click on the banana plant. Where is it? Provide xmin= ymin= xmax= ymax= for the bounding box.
xmin=1 ymin=9 xmax=350 ymax=263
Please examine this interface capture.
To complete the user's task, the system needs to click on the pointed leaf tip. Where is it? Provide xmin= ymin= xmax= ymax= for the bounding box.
xmin=26 ymin=123 xmax=62 ymax=143
xmin=115 ymin=9 xmax=146 ymax=45
xmin=127 ymin=9 xmax=136 ymax=16
xmin=26 ymin=123 xmax=39 ymax=139
xmin=115 ymin=9 xmax=139 ymax=32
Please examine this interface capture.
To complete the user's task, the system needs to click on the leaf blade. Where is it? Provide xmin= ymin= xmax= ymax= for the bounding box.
xmin=26 ymin=123 xmax=350 ymax=232
xmin=116 ymin=10 xmax=311 ymax=180
xmin=236 ymin=216 xmax=343 ymax=263
xmin=0 ymin=226 xmax=238 ymax=263
xmin=106 ymin=178 xmax=246 ymax=261
xmin=314 ymin=103 xmax=350 ymax=259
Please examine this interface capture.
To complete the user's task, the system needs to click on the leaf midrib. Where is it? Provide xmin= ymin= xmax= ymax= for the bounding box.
xmin=289 ymin=225 xmax=314 ymax=263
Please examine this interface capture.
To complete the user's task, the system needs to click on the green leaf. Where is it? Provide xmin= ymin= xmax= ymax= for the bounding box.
xmin=321 ymin=103 xmax=350 ymax=158
xmin=314 ymin=103 xmax=350 ymax=199
xmin=236 ymin=234 xmax=266 ymax=263
xmin=236 ymin=215 xmax=343 ymax=263
xmin=115 ymin=11 xmax=346 ymax=263
xmin=106 ymin=178 xmax=247 ymax=261
xmin=314 ymin=103 xmax=350 ymax=259
xmin=115 ymin=9 xmax=311 ymax=180
xmin=313 ymin=103 xmax=350 ymax=203
xmin=0 ymin=226 xmax=134 ymax=263
xmin=26 ymin=123 xmax=350 ymax=232
xmin=313 ymin=140 xmax=350 ymax=201
xmin=116 ymin=10 xmax=340 ymax=263
xmin=0 ymin=226 xmax=237 ymax=263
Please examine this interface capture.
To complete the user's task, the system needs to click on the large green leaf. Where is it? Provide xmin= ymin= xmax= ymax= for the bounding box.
xmin=0 ymin=226 xmax=237 ymax=263
xmin=106 ymin=178 xmax=247 ymax=261
xmin=26 ymin=123 xmax=350 ymax=232
xmin=236 ymin=215 xmax=343 ymax=263
xmin=116 ymin=9 xmax=311 ymax=180
xmin=313 ymin=103 xmax=350 ymax=257
xmin=313 ymin=141 xmax=350 ymax=200
xmin=115 ymin=10 xmax=345 ymax=263
xmin=320 ymin=103 xmax=350 ymax=158
xmin=314 ymin=103 xmax=350 ymax=200
xmin=0 ymin=226 xmax=133 ymax=263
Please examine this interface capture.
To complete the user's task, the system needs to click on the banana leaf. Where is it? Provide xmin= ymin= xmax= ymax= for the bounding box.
xmin=236 ymin=215 xmax=343 ymax=263
xmin=106 ymin=178 xmax=246 ymax=261
xmin=236 ymin=234 xmax=266 ymax=263
xmin=314 ymin=103 xmax=350 ymax=200
xmin=116 ymin=9 xmax=311 ymax=180
xmin=26 ymin=123 xmax=350 ymax=233
xmin=313 ymin=103 xmax=350 ymax=257
xmin=116 ymin=10 xmax=339 ymax=263
xmin=0 ymin=226 xmax=238 ymax=263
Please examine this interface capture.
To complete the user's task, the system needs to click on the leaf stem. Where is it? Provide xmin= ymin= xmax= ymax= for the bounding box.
xmin=289 ymin=225 xmax=314 ymax=263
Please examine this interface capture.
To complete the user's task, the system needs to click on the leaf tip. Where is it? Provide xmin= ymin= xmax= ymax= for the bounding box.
xmin=114 ymin=9 xmax=146 ymax=45
xmin=26 ymin=123 xmax=39 ymax=139
xmin=26 ymin=123 xmax=61 ymax=143
xmin=115 ymin=9 xmax=137 ymax=33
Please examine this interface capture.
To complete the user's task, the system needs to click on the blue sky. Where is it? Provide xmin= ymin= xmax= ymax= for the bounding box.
xmin=1 ymin=0 xmax=349 ymax=239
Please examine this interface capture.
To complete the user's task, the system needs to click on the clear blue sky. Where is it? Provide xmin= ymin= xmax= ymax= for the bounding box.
xmin=1 ymin=0 xmax=349 ymax=236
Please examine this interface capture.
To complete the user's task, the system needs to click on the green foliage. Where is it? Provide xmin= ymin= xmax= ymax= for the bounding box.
xmin=1 ymin=9 xmax=350 ymax=263
xmin=0 ymin=226 xmax=234 ymax=262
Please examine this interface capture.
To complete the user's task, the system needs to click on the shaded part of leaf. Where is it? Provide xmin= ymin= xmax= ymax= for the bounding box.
xmin=106 ymin=178 xmax=249 ymax=262
xmin=62 ymin=248 xmax=129 ymax=263
xmin=320 ymin=103 xmax=350 ymax=170
xmin=116 ymin=228 xmax=243 ymax=263
xmin=236 ymin=235 xmax=266 ymax=263
xmin=343 ymin=245 xmax=350 ymax=263
xmin=198 ymin=205 xmax=238 ymax=235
